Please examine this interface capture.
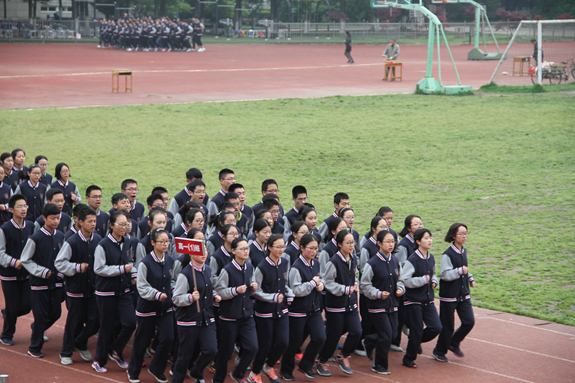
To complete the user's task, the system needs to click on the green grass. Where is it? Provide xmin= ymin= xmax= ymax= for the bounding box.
xmin=479 ymin=82 xmax=575 ymax=94
xmin=1 ymin=93 xmax=574 ymax=325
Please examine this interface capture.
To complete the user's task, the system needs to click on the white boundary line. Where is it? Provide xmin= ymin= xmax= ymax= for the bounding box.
xmin=477 ymin=314 xmax=575 ymax=337
xmin=467 ymin=337 xmax=575 ymax=364
xmin=0 ymin=346 xmax=124 ymax=382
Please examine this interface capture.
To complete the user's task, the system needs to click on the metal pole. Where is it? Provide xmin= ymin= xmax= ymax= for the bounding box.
xmin=488 ymin=20 xmax=524 ymax=84
xmin=436 ymin=23 xmax=442 ymax=85
xmin=426 ymin=19 xmax=434 ymax=78
xmin=440 ymin=24 xmax=462 ymax=85
xmin=537 ymin=20 xmax=542 ymax=84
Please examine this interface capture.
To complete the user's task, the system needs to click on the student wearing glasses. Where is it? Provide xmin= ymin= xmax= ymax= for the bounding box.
xmin=48 ymin=163 xmax=82 ymax=217
xmin=0 ymin=166 xmax=13 ymax=226
xmin=250 ymin=234 xmax=293 ymax=383
xmin=14 ymin=164 xmax=46 ymax=222
xmin=34 ymin=156 xmax=53 ymax=186
xmin=208 ymin=169 xmax=236 ymax=217
xmin=85 ymin=185 xmax=109 ymax=239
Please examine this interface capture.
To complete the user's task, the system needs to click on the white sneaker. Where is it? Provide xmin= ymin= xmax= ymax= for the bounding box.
xmin=154 ymin=47 xmax=158 ymax=52
xmin=127 ymin=48 xmax=132 ymax=51
xmin=198 ymin=47 xmax=205 ymax=52
xmin=97 ymin=45 xmax=101 ymax=48
xmin=60 ymin=356 xmax=73 ymax=365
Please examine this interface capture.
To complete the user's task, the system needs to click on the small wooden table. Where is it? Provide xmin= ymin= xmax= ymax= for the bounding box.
xmin=513 ymin=56 xmax=530 ymax=76
xmin=112 ymin=69 xmax=132 ymax=93
xmin=383 ymin=62 xmax=403 ymax=81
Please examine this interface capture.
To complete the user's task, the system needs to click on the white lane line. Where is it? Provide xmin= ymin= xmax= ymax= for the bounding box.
xmin=0 ymin=346 xmax=125 ymax=382
xmin=468 ymin=337 xmax=575 ymax=364
xmin=477 ymin=314 xmax=575 ymax=337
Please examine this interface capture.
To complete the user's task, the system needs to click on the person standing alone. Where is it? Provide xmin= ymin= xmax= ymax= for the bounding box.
xmin=344 ymin=31 xmax=354 ymax=64
xmin=383 ymin=39 xmax=400 ymax=80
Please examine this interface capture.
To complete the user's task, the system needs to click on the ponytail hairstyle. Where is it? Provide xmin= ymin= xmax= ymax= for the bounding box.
xmin=325 ymin=217 xmax=344 ymax=242
xmin=178 ymin=201 xmax=203 ymax=223
xmin=220 ymin=223 xmax=238 ymax=245
xmin=370 ymin=216 xmax=385 ymax=238
xmin=19 ymin=163 xmax=41 ymax=181
xmin=146 ymin=227 xmax=169 ymax=255
xmin=231 ymin=237 xmax=249 ymax=261
xmin=287 ymin=221 xmax=307 ymax=244
xmin=298 ymin=233 xmax=318 ymax=256
xmin=399 ymin=214 xmax=421 ymax=238
xmin=208 ymin=210 xmax=235 ymax=231
xmin=109 ymin=210 xmax=130 ymax=234
xmin=377 ymin=206 xmax=393 ymax=217
xmin=181 ymin=228 xmax=204 ymax=269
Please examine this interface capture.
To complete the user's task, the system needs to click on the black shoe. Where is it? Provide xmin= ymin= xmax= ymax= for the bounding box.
xmin=148 ymin=369 xmax=168 ymax=383
xmin=280 ymin=371 xmax=295 ymax=381
xmin=448 ymin=345 xmax=465 ymax=358
xmin=371 ymin=365 xmax=390 ymax=375
xmin=433 ymin=351 xmax=448 ymax=363
xmin=417 ymin=345 xmax=422 ymax=355
xmin=402 ymin=359 xmax=417 ymax=368
xmin=297 ymin=366 xmax=316 ymax=379
xmin=362 ymin=339 xmax=374 ymax=361
xmin=127 ymin=370 xmax=141 ymax=383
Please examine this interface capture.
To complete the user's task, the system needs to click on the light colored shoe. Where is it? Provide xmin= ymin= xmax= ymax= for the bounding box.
xmin=76 ymin=348 xmax=93 ymax=361
xmin=390 ymin=344 xmax=404 ymax=352
xmin=92 ymin=361 xmax=107 ymax=373
xmin=402 ymin=325 xmax=410 ymax=336
xmin=43 ymin=333 xmax=49 ymax=342
xmin=248 ymin=372 xmax=262 ymax=383
xmin=60 ymin=355 xmax=73 ymax=365
xmin=353 ymin=349 xmax=367 ymax=357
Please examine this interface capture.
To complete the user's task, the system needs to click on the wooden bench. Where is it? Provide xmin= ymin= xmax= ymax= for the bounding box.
xmin=513 ymin=56 xmax=530 ymax=76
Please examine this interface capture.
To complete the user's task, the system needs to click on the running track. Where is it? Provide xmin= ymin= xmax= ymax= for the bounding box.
xmin=0 ymin=42 xmax=511 ymax=109
xmin=0 ymin=288 xmax=573 ymax=382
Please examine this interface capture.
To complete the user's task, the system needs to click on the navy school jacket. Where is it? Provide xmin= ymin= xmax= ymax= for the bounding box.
xmin=0 ymin=219 xmax=34 ymax=281
xmin=288 ymin=255 xmax=323 ymax=316
xmin=21 ymin=227 xmax=65 ymax=290
xmin=324 ymin=251 xmax=358 ymax=313
xmin=215 ymin=258 xmax=254 ymax=321
xmin=174 ymin=262 xmax=215 ymax=326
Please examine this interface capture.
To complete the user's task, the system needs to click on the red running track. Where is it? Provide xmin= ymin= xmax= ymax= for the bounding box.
xmin=0 ymin=284 xmax=574 ymax=383
xmin=0 ymin=43 xmax=503 ymax=109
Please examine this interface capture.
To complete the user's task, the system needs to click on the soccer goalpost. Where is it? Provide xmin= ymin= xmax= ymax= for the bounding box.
xmin=489 ymin=19 xmax=575 ymax=86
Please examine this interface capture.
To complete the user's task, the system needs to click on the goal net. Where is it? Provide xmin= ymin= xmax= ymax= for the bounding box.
xmin=489 ymin=19 xmax=575 ymax=85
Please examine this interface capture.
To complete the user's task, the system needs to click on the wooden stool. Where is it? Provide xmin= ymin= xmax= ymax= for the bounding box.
xmin=383 ymin=62 xmax=403 ymax=81
xmin=513 ymin=57 xmax=530 ymax=76
xmin=112 ymin=70 xmax=132 ymax=93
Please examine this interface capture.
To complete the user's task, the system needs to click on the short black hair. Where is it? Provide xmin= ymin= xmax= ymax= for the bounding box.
xmin=334 ymin=192 xmax=349 ymax=204
xmin=186 ymin=168 xmax=203 ymax=180
xmin=42 ymin=203 xmax=61 ymax=217
xmin=151 ymin=186 xmax=168 ymax=195
xmin=9 ymin=194 xmax=26 ymax=209
xmin=188 ymin=179 xmax=205 ymax=193
xmin=225 ymin=192 xmax=239 ymax=201
xmin=72 ymin=203 xmax=88 ymax=217
xmin=121 ymin=179 xmax=137 ymax=191
xmin=292 ymin=185 xmax=307 ymax=199
xmin=147 ymin=193 xmax=164 ymax=207
xmin=261 ymin=179 xmax=278 ymax=193
xmin=46 ymin=188 xmax=64 ymax=201
xmin=78 ymin=207 xmax=97 ymax=222
xmin=111 ymin=192 xmax=129 ymax=205
xmin=218 ymin=168 xmax=234 ymax=180
xmin=85 ymin=185 xmax=102 ymax=197
xmin=229 ymin=183 xmax=245 ymax=193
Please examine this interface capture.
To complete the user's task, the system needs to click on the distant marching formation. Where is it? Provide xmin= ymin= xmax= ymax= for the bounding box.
xmin=97 ymin=16 xmax=206 ymax=52
xmin=0 ymin=148 xmax=476 ymax=383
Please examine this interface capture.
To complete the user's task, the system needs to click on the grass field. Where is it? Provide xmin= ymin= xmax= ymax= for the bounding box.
xmin=1 ymin=92 xmax=574 ymax=325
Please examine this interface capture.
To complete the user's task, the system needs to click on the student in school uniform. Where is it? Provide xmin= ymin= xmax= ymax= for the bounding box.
xmin=150 ymin=186 xmax=174 ymax=221
xmin=134 ymin=208 xmax=176 ymax=267
xmin=213 ymin=237 xmax=259 ymax=383
xmin=34 ymin=189 xmax=72 ymax=234
xmin=185 ymin=167 xmax=210 ymax=205
xmin=318 ymin=217 xmax=347 ymax=277
xmin=282 ymin=221 xmax=309 ymax=268
xmin=360 ymin=230 xmax=404 ymax=375
xmin=248 ymin=219 xmax=272 ymax=267
xmin=85 ymin=185 xmax=109 ymax=239
xmin=35 ymin=155 xmax=53 ymax=186
xmin=64 ymin=204 xmax=87 ymax=241
xmin=55 ymin=207 xmax=101 ymax=365
xmin=1 ymin=153 xmax=20 ymax=192
xmin=229 ymin=183 xmax=253 ymax=232
xmin=21 ymin=203 xmax=65 ymax=358
xmin=262 ymin=197 xmax=284 ymax=237
xmin=360 ymin=207 xmax=397 ymax=248
xmin=169 ymin=180 xmax=208 ymax=227
xmin=316 ymin=230 xmax=361 ymax=376
xmin=92 ymin=210 xmax=137 ymax=373
xmin=107 ymin=179 xmax=145 ymax=223
xmin=252 ymin=180 xmax=285 ymax=217
xmin=127 ymin=228 xmax=174 ymax=383
xmin=172 ymin=228 xmax=205 ymax=282
xmin=0 ymin=195 xmax=34 ymax=346
xmin=280 ymin=234 xmax=325 ymax=381
xmin=284 ymin=185 xmax=307 ymax=227
xmin=207 ymin=169 xmax=236 ymax=217
xmin=247 ymin=209 xmax=274 ymax=243
xmin=209 ymin=224 xmax=240 ymax=279
xmin=0 ymin=166 xmax=13 ymax=226
xmin=393 ymin=214 xmax=424 ymax=351
xmin=399 ymin=228 xmax=442 ymax=369
xmin=171 ymin=232 xmax=220 ymax=383
xmin=299 ymin=206 xmax=322 ymax=246
xmin=14 ymin=164 xmax=47 ymax=222
xmin=250 ymin=234 xmax=293 ymax=383
xmin=338 ymin=207 xmax=361 ymax=255
xmin=138 ymin=194 xmax=174 ymax=239
xmin=48 ymin=163 xmax=81 ymax=217
xmin=172 ymin=208 xmax=204 ymax=239
xmin=318 ymin=193 xmax=350 ymax=241
xmin=207 ymin=210 xmax=236 ymax=256
xmin=11 ymin=149 xmax=27 ymax=178
xmin=111 ymin=193 xmax=138 ymax=237
xmin=225 ymin=192 xmax=249 ymax=238
xmin=432 ymin=223 xmax=475 ymax=363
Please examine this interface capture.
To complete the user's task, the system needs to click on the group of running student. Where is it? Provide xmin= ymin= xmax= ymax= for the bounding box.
xmin=0 ymin=156 xmax=476 ymax=382
xmin=97 ymin=16 xmax=205 ymax=52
